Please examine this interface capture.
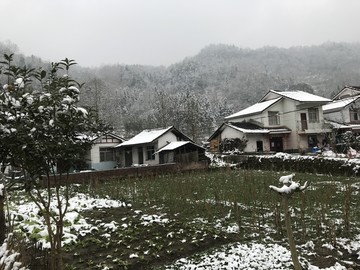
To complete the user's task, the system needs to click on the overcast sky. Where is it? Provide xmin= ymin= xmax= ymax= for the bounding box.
xmin=1 ymin=0 xmax=359 ymax=67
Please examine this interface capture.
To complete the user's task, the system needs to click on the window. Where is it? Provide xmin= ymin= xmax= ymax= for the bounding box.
xmin=98 ymin=135 xmax=121 ymax=143
xmin=100 ymin=148 xmax=115 ymax=162
xmin=146 ymin=145 xmax=155 ymax=160
xmin=350 ymin=108 xmax=359 ymax=121
xmin=308 ymin=108 xmax=319 ymax=123
xmin=268 ymin=111 xmax=280 ymax=125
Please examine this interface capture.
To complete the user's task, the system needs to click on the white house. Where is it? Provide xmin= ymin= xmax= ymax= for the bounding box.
xmin=209 ymin=90 xmax=331 ymax=153
xmin=323 ymin=86 xmax=360 ymax=133
xmin=116 ymin=126 xmax=197 ymax=167
xmin=208 ymin=122 xmax=290 ymax=153
xmin=83 ymin=133 xmax=125 ymax=171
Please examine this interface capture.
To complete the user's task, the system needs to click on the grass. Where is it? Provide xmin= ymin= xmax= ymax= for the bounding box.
xmin=58 ymin=168 xmax=360 ymax=269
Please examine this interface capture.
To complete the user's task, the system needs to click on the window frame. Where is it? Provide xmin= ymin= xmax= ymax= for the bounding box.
xmin=308 ymin=108 xmax=319 ymax=123
xmin=268 ymin=111 xmax=280 ymax=125
xmin=99 ymin=147 xmax=115 ymax=162
xmin=350 ymin=108 xmax=359 ymax=121
xmin=146 ymin=145 xmax=155 ymax=160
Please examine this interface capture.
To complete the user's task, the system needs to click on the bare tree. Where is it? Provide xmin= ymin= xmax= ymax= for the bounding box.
xmin=270 ymin=174 xmax=309 ymax=270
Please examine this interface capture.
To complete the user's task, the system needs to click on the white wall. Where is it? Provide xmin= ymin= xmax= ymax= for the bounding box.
xmin=89 ymin=142 xmax=119 ymax=170
xmin=324 ymin=110 xmax=350 ymax=123
xmin=121 ymin=131 xmax=179 ymax=167
xmin=158 ymin=131 xmax=178 ymax=148
xmin=221 ymin=126 xmax=269 ymax=152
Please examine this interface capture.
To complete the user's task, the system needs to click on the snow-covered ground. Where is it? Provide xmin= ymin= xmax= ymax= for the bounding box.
xmin=166 ymin=242 xmax=347 ymax=270
xmin=1 ymin=183 xmax=357 ymax=269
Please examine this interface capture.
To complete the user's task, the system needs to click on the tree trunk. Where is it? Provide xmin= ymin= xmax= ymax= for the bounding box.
xmin=283 ymin=196 xmax=302 ymax=270
xmin=0 ymin=194 xmax=5 ymax=243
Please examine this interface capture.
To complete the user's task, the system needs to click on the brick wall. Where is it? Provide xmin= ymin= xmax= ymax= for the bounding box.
xmin=42 ymin=162 xmax=208 ymax=186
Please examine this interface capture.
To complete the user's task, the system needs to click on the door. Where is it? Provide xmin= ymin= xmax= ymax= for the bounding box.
xmin=138 ymin=147 xmax=143 ymax=164
xmin=124 ymin=147 xmax=133 ymax=167
xmin=270 ymin=137 xmax=283 ymax=152
xmin=300 ymin=113 xmax=308 ymax=130
xmin=256 ymin=141 xmax=263 ymax=152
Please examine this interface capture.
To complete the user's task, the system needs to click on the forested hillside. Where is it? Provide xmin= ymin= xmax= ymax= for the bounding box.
xmin=1 ymin=41 xmax=360 ymax=142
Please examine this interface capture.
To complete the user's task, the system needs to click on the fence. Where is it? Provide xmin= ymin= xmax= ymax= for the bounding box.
xmin=42 ymin=161 xmax=209 ymax=186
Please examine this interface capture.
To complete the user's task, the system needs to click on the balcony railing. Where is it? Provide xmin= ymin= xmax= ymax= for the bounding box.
xmin=297 ymin=120 xmax=331 ymax=133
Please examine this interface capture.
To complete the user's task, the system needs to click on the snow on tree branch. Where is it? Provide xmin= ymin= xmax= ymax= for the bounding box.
xmin=270 ymin=173 xmax=309 ymax=196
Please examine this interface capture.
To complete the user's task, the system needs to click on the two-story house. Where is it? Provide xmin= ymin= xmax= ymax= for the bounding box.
xmin=209 ymin=90 xmax=331 ymax=153
xmin=323 ymin=86 xmax=360 ymax=134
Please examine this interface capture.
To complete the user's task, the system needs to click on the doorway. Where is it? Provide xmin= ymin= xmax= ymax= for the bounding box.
xmin=270 ymin=137 xmax=283 ymax=152
xmin=124 ymin=147 xmax=133 ymax=167
xmin=300 ymin=113 xmax=308 ymax=130
xmin=256 ymin=141 xmax=263 ymax=152
xmin=138 ymin=147 xmax=144 ymax=164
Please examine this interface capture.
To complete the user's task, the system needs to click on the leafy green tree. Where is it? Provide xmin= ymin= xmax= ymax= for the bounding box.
xmin=0 ymin=54 xmax=108 ymax=270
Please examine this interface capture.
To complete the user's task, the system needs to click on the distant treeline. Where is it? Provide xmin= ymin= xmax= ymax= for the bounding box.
xmin=1 ymin=41 xmax=360 ymax=141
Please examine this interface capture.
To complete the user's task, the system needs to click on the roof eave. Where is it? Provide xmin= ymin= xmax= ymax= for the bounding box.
xmin=225 ymin=111 xmax=260 ymax=120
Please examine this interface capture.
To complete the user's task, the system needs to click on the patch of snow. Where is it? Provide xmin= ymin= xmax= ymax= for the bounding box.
xmin=0 ymin=235 xmax=27 ymax=270
xmin=15 ymin=78 xmax=24 ymax=88
xmin=68 ymin=86 xmax=80 ymax=93
xmin=166 ymin=242 xmax=293 ymax=269
xmin=140 ymin=214 xmax=170 ymax=226
xmin=0 ymin=184 xmax=4 ymax=196
xmin=10 ymin=190 xmax=128 ymax=248
xmin=76 ymin=107 xmax=88 ymax=116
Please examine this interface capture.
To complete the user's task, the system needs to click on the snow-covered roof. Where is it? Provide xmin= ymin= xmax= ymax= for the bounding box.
xmin=322 ymin=96 xmax=359 ymax=113
xmin=326 ymin=120 xmax=360 ymax=130
xmin=156 ymin=141 xmax=189 ymax=152
xmin=229 ymin=123 xmax=291 ymax=135
xmin=116 ymin=127 xmax=173 ymax=147
xmin=268 ymin=128 xmax=292 ymax=134
xmin=208 ymin=121 xmax=292 ymax=141
xmin=332 ymin=86 xmax=360 ymax=100
xmin=155 ymin=141 xmax=204 ymax=154
xmin=91 ymin=132 xmax=125 ymax=143
xmin=226 ymin=90 xmax=330 ymax=121
xmin=227 ymin=123 xmax=269 ymax=134
xmin=265 ymin=90 xmax=331 ymax=103
xmin=225 ymin=98 xmax=281 ymax=119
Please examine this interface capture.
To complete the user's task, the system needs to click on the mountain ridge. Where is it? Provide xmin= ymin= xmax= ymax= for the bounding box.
xmin=1 ymin=41 xmax=360 ymax=139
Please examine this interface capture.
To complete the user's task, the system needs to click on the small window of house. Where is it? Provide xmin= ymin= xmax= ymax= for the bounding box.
xmin=350 ymin=108 xmax=359 ymax=121
xmin=146 ymin=145 xmax=155 ymax=160
xmin=268 ymin=111 xmax=280 ymax=125
xmin=100 ymin=148 xmax=115 ymax=162
xmin=308 ymin=108 xmax=319 ymax=123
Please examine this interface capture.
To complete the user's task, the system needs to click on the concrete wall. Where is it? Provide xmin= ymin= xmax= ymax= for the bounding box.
xmin=43 ymin=162 xmax=209 ymax=186
xmin=324 ymin=110 xmax=350 ymax=123
xmin=220 ymin=126 xmax=270 ymax=152
xmin=158 ymin=131 xmax=178 ymax=148
xmin=88 ymin=142 xmax=119 ymax=171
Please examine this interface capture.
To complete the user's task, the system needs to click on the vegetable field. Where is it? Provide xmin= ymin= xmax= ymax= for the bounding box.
xmin=6 ymin=169 xmax=360 ymax=269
